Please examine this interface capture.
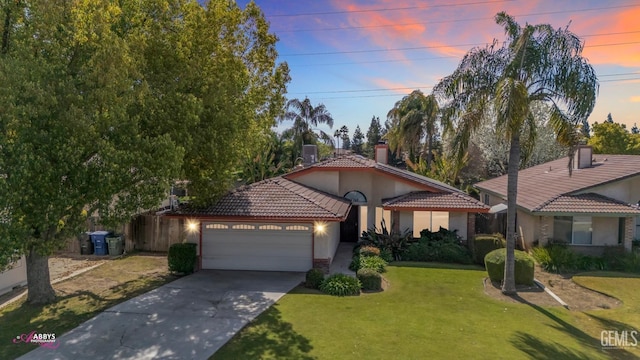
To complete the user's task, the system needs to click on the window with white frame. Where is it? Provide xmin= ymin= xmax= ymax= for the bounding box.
xmin=635 ymin=216 xmax=640 ymax=240
xmin=553 ymin=216 xmax=592 ymax=245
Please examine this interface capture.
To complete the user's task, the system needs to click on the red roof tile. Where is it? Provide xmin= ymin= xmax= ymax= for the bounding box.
xmin=535 ymin=193 xmax=640 ymax=214
xmin=382 ymin=191 xmax=489 ymax=212
xmin=475 ymin=155 xmax=640 ymax=212
xmin=174 ymin=177 xmax=351 ymax=220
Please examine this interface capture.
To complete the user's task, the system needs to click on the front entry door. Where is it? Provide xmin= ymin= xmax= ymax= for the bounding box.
xmin=340 ymin=206 xmax=359 ymax=242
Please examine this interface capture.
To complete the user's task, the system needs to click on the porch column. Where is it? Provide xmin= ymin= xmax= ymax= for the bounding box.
xmin=466 ymin=213 xmax=476 ymax=242
xmin=625 ymin=216 xmax=634 ymax=251
xmin=539 ymin=216 xmax=553 ymax=246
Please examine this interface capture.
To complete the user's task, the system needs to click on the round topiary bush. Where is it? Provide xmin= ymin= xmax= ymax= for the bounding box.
xmin=319 ymin=274 xmax=361 ymax=296
xmin=305 ymin=268 xmax=325 ymax=289
xmin=357 ymin=268 xmax=382 ymax=291
xmin=485 ymin=248 xmax=534 ymax=285
xmin=473 ymin=234 xmax=506 ymax=265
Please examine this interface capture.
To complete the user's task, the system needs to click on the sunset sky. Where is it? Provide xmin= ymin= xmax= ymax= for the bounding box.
xmin=237 ymin=0 xmax=640 ymax=138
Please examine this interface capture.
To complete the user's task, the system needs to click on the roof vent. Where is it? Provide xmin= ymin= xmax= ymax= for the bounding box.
xmin=573 ymin=145 xmax=593 ymax=170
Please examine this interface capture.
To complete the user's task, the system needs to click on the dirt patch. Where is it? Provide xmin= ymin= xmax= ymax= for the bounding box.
xmin=484 ymin=264 xmax=621 ymax=311
xmin=49 ymin=252 xmax=109 ymax=282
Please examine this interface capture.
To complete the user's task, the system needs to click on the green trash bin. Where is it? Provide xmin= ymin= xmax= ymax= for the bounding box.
xmin=107 ymin=235 xmax=124 ymax=256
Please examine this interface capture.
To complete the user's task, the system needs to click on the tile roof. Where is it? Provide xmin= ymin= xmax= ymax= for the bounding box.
xmin=534 ymin=193 xmax=640 ymax=214
xmin=382 ymin=191 xmax=489 ymax=212
xmin=288 ymin=155 xmax=462 ymax=193
xmin=173 ymin=177 xmax=351 ymax=220
xmin=475 ymin=155 xmax=640 ymax=212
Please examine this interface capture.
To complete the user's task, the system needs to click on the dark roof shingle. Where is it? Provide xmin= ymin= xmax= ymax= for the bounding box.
xmin=535 ymin=193 xmax=640 ymax=214
xmin=475 ymin=155 xmax=640 ymax=212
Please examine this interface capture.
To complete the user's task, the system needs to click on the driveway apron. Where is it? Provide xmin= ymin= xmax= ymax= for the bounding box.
xmin=17 ymin=270 xmax=303 ymax=360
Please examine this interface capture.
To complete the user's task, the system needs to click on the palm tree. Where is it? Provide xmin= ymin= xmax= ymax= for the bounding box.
xmin=280 ymin=97 xmax=334 ymax=159
xmin=386 ymin=90 xmax=439 ymax=167
xmin=434 ymin=12 xmax=598 ymax=294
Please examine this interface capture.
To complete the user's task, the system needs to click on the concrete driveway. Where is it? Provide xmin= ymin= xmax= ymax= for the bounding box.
xmin=18 ymin=270 xmax=304 ymax=360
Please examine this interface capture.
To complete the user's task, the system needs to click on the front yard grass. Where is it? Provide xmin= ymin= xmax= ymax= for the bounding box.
xmin=213 ymin=263 xmax=640 ymax=360
xmin=0 ymin=254 xmax=175 ymax=360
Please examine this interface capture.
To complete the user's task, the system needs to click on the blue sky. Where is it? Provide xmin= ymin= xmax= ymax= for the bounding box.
xmin=234 ymin=0 xmax=640 ymax=138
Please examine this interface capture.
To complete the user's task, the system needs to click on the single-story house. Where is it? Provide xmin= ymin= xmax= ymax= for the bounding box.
xmin=475 ymin=146 xmax=640 ymax=255
xmin=0 ymin=256 xmax=27 ymax=296
xmin=171 ymin=144 xmax=489 ymax=272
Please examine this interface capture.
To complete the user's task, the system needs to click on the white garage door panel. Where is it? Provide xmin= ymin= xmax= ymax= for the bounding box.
xmin=202 ymin=223 xmax=312 ymax=272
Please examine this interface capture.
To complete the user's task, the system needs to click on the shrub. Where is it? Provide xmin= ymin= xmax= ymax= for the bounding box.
xmin=402 ymin=228 xmax=472 ymax=264
xmin=357 ymin=269 xmax=382 ymax=291
xmin=473 ymin=234 xmax=505 ymax=265
xmin=359 ymin=219 xmax=412 ymax=260
xmin=305 ymin=268 xmax=325 ymax=289
xmin=359 ymin=245 xmax=381 ymax=257
xmin=359 ymin=255 xmax=387 ymax=273
xmin=319 ymin=274 xmax=361 ymax=296
xmin=379 ymin=248 xmax=394 ymax=263
xmin=485 ymin=249 xmax=534 ymax=285
xmin=168 ymin=243 xmax=197 ymax=274
xmin=530 ymin=243 xmax=577 ymax=273
xmin=349 ymin=255 xmax=387 ymax=273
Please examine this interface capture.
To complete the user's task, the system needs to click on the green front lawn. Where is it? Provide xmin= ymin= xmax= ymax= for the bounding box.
xmin=213 ymin=263 xmax=640 ymax=360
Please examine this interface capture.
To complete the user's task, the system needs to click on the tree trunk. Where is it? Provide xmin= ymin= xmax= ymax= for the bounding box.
xmin=26 ymin=247 xmax=56 ymax=305
xmin=502 ymin=133 xmax=520 ymax=295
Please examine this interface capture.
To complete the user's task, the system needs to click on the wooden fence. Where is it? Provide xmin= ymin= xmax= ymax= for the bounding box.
xmin=62 ymin=214 xmax=187 ymax=254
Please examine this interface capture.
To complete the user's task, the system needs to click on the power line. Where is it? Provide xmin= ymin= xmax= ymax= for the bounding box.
xmin=273 ymin=4 xmax=638 ymax=33
xmin=266 ymin=0 xmax=514 ymax=18
xmin=281 ymin=39 xmax=640 ymax=57
xmin=290 ymin=76 xmax=640 ymax=96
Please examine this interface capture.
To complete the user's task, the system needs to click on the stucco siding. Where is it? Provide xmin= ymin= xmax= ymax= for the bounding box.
xmin=449 ymin=212 xmax=468 ymax=240
xmin=294 ymin=171 xmax=340 ymax=195
xmin=582 ymin=174 xmax=640 ymax=205
xmin=517 ymin=210 xmax=537 ymax=249
xmin=315 ymin=221 xmax=341 ymax=260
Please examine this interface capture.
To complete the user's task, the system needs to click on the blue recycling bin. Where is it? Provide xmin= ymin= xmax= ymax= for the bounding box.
xmin=90 ymin=231 xmax=112 ymax=256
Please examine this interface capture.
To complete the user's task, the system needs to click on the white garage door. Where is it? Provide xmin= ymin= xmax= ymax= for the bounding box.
xmin=201 ymin=222 xmax=312 ymax=272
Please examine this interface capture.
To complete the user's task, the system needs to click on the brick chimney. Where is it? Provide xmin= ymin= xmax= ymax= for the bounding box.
xmin=374 ymin=142 xmax=389 ymax=165
xmin=573 ymin=145 xmax=593 ymax=170
xmin=302 ymin=144 xmax=318 ymax=165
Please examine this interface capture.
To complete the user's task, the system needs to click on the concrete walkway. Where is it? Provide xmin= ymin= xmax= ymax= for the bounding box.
xmin=330 ymin=242 xmax=357 ymax=276
xmin=18 ymin=270 xmax=303 ymax=360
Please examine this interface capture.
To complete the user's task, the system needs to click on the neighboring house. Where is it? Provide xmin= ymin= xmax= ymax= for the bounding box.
xmin=171 ymin=144 xmax=488 ymax=272
xmin=0 ymin=257 xmax=27 ymax=296
xmin=475 ymin=146 xmax=640 ymax=255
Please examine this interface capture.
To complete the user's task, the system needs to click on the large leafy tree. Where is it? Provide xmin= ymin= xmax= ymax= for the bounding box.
xmin=134 ymin=0 xmax=289 ymax=205
xmin=588 ymin=121 xmax=640 ymax=154
xmin=281 ymin=97 xmax=334 ymax=160
xmin=386 ymin=90 xmax=440 ymax=166
xmin=435 ymin=12 xmax=598 ymax=294
xmin=0 ymin=0 xmax=183 ymax=304
xmin=0 ymin=0 xmax=288 ymax=304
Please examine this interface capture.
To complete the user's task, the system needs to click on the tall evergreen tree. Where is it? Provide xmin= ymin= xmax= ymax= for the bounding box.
xmin=365 ymin=116 xmax=383 ymax=158
xmin=340 ymin=125 xmax=350 ymax=149
xmin=606 ymin=113 xmax=614 ymax=123
xmin=631 ymin=123 xmax=639 ymax=135
xmin=352 ymin=125 xmax=365 ymax=155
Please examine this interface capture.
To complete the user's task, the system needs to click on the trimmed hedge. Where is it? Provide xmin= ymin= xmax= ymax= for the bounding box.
xmin=357 ymin=268 xmax=382 ymax=291
xmin=359 ymin=246 xmax=381 ymax=257
xmin=473 ymin=234 xmax=505 ymax=265
xmin=349 ymin=255 xmax=387 ymax=273
xmin=305 ymin=268 xmax=325 ymax=289
xmin=319 ymin=274 xmax=361 ymax=296
xmin=485 ymin=248 xmax=534 ymax=285
xmin=168 ymin=243 xmax=197 ymax=274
